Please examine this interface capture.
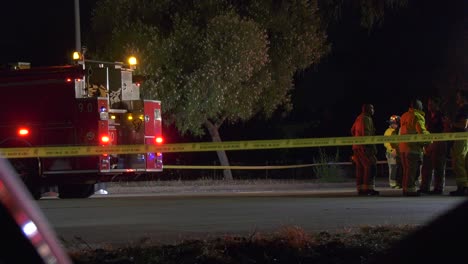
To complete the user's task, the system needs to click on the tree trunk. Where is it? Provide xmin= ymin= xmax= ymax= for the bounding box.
xmin=204 ymin=120 xmax=233 ymax=181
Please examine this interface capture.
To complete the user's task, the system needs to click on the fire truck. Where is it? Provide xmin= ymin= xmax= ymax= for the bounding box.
xmin=0 ymin=54 xmax=163 ymax=199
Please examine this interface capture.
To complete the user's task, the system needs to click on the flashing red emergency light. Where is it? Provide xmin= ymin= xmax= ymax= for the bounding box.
xmin=66 ymin=78 xmax=73 ymax=82
xmin=18 ymin=128 xmax=29 ymax=136
xmin=100 ymin=135 xmax=110 ymax=144
xmin=155 ymin=136 xmax=163 ymax=144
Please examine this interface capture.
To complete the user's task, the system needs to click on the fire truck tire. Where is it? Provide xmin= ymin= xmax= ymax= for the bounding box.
xmin=57 ymin=184 xmax=95 ymax=199
xmin=9 ymin=158 xmax=42 ymax=200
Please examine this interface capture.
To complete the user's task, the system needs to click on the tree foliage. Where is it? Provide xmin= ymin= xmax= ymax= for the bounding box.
xmin=89 ymin=0 xmax=330 ymax=136
xmin=89 ymin=0 xmax=329 ymax=180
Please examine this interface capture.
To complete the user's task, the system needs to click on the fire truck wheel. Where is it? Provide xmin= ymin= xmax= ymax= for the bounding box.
xmin=9 ymin=158 xmax=42 ymax=200
xmin=57 ymin=184 xmax=95 ymax=199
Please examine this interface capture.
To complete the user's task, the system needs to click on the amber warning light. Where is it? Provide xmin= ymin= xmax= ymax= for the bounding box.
xmin=18 ymin=128 xmax=29 ymax=136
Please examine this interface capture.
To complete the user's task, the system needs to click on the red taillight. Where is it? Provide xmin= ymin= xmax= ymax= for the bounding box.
xmin=155 ymin=136 xmax=163 ymax=144
xmin=66 ymin=78 xmax=72 ymax=82
xmin=18 ymin=128 xmax=29 ymax=136
xmin=100 ymin=135 xmax=110 ymax=144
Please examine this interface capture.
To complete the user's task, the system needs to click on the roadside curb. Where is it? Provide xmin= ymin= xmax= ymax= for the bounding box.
xmin=94 ymin=178 xmax=458 ymax=196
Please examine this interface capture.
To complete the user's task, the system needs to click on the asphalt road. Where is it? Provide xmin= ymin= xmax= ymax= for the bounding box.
xmin=37 ymin=188 xmax=467 ymax=247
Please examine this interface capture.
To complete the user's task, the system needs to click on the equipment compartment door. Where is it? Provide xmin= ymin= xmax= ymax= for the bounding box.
xmin=144 ymin=100 xmax=163 ymax=171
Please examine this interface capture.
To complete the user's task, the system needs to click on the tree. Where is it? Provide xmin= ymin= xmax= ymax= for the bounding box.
xmin=89 ymin=0 xmax=329 ymax=180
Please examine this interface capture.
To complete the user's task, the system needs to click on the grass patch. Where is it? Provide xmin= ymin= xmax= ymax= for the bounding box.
xmin=312 ymin=148 xmax=348 ymax=183
xmin=69 ymin=225 xmax=415 ymax=264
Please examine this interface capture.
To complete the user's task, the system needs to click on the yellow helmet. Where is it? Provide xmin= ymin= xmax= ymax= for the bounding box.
xmin=389 ymin=115 xmax=400 ymax=124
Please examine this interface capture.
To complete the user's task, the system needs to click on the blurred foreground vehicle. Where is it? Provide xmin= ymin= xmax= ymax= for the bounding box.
xmin=0 ymin=158 xmax=72 ymax=263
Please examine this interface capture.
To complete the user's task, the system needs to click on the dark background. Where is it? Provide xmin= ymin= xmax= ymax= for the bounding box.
xmin=0 ymin=1 xmax=466 ymax=173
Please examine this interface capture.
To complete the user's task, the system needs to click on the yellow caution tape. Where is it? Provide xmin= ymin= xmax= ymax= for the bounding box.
xmin=164 ymin=161 xmax=387 ymax=170
xmin=164 ymin=164 xmax=316 ymax=170
xmin=0 ymin=132 xmax=467 ymax=159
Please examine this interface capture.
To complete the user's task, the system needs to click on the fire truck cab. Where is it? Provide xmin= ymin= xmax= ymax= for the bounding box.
xmin=0 ymin=55 xmax=163 ymax=199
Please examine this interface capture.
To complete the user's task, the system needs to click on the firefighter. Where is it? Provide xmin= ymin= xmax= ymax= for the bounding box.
xmin=351 ymin=104 xmax=379 ymax=196
xmin=399 ymin=99 xmax=431 ymax=196
xmin=384 ymin=115 xmax=402 ymax=189
xmin=449 ymin=89 xmax=468 ymax=196
xmin=419 ymin=96 xmax=448 ymax=195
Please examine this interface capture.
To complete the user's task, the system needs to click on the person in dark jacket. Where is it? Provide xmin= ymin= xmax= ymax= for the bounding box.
xmin=351 ymin=104 xmax=379 ymax=196
xmin=419 ymin=96 xmax=448 ymax=195
xmin=449 ymin=89 xmax=468 ymax=196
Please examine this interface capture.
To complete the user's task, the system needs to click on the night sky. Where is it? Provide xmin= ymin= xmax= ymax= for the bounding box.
xmin=293 ymin=0 xmax=466 ymax=137
xmin=0 ymin=1 xmax=87 ymax=66
xmin=1 ymin=1 xmax=465 ymax=162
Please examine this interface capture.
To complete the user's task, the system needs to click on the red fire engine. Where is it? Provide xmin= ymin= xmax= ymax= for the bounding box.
xmin=0 ymin=54 xmax=163 ymax=199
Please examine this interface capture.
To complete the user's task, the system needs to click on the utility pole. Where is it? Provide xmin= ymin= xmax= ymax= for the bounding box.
xmin=74 ymin=0 xmax=81 ymax=52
